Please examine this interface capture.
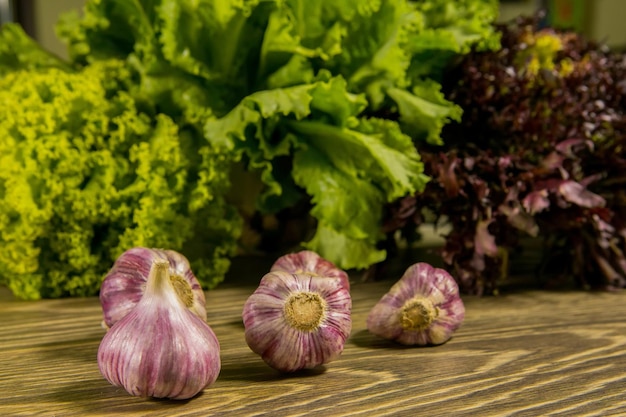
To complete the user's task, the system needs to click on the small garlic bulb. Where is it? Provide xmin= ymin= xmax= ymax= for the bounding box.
xmin=97 ymin=259 xmax=220 ymax=400
xmin=367 ymin=263 xmax=465 ymax=346
xmin=242 ymin=271 xmax=352 ymax=372
xmin=271 ymin=250 xmax=350 ymax=290
xmin=99 ymin=247 xmax=206 ymax=328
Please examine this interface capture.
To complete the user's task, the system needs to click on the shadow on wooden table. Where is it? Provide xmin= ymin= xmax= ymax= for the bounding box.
xmin=35 ymin=378 xmax=200 ymax=414
xmin=218 ymin=358 xmax=327 ymax=383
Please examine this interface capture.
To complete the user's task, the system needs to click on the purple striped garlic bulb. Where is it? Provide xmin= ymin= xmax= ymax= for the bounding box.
xmin=271 ymin=250 xmax=350 ymax=290
xmin=242 ymin=271 xmax=352 ymax=372
xmin=99 ymin=247 xmax=206 ymax=329
xmin=367 ymin=263 xmax=465 ymax=346
xmin=97 ymin=259 xmax=220 ymax=400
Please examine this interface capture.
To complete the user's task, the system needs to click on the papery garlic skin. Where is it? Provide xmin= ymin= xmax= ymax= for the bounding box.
xmin=242 ymin=271 xmax=352 ymax=372
xmin=271 ymin=250 xmax=350 ymax=290
xmin=367 ymin=263 xmax=465 ymax=346
xmin=100 ymin=247 xmax=206 ymax=328
xmin=98 ymin=260 xmax=220 ymax=400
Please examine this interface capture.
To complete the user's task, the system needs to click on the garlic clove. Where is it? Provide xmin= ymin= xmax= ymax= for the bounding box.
xmin=99 ymin=247 xmax=206 ymax=328
xmin=97 ymin=259 xmax=220 ymax=400
xmin=367 ymin=262 xmax=465 ymax=346
xmin=242 ymin=271 xmax=352 ymax=372
xmin=271 ymin=250 xmax=350 ymax=290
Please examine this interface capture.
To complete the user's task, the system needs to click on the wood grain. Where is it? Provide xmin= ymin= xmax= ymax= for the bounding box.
xmin=1 ymin=280 xmax=626 ymax=416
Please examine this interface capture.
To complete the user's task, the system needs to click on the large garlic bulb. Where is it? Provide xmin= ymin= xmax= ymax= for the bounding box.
xmin=243 ymin=271 xmax=352 ymax=372
xmin=97 ymin=259 xmax=220 ymax=400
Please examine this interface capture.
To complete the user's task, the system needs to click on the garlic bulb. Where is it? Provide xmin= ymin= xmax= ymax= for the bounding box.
xmin=242 ymin=271 xmax=352 ymax=372
xmin=98 ymin=259 xmax=220 ymax=400
xmin=271 ymin=250 xmax=350 ymax=290
xmin=100 ymin=247 xmax=206 ymax=328
xmin=367 ymin=263 xmax=465 ymax=346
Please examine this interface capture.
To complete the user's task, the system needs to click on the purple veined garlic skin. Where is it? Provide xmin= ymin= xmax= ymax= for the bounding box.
xmin=98 ymin=260 xmax=221 ymax=400
xmin=271 ymin=250 xmax=351 ymax=290
xmin=99 ymin=247 xmax=207 ymax=329
xmin=367 ymin=263 xmax=465 ymax=346
xmin=242 ymin=271 xmax=352 ymax=372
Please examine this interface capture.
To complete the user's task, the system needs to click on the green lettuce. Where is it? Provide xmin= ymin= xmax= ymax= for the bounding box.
xmin=204 ymin=74 xmax=429 ymax=267
xmin=54 ymin=0 xmax=498 ymax=272
xmin=0 ymin=0 xmax=499 ymax=298
xmin=0 ymin=27 xmax=240 ymax=299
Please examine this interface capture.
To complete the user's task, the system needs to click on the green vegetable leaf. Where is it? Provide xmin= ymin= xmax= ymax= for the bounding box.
xmin=258 ymin=5 xmax=335 ymax=81
xmin=0 ymin=24 xmax=71 ymax=74
xmin=202 ymin=73 xmax=427 ymax=269
xmin=158 ymin=0 xmax=266 ymax=84
xmin=204 ymin=82 xmax=316 ymax=212
xmin=291 ymin=138 xmax=385 ymax=241
xmin=306 ymin=0 xmax=419 ymax=109
xmin=289 ymin=118 xmax=427 ymax=270
xmin=304 ymin=223 xmax=387 ymax=270
xmin=1 ymin=0 xmax=501 ymax=299
xmin=416 ymin=0 xmax=501 ymax=53
xmin=407 ymin=0 xmax=501 ymax=80
xmin=0 ymin=60 xmax=240 ymax=299
xmin=57 ymin=0 xmax=160 ymax=63
xmin=388 ymin=80 xmax=463 ymax=145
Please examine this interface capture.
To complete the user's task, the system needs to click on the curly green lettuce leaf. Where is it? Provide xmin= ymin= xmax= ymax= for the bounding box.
xmin=0 ymin=61 xmax=240 ymax=300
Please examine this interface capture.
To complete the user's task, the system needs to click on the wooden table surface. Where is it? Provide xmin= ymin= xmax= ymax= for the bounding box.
xmin=1 ymin=273 xmax=626 ymax=417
